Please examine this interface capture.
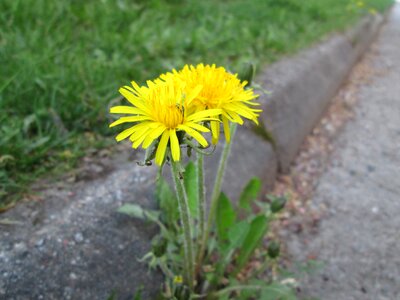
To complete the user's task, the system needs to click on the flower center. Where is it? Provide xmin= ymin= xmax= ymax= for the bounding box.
xmin=162 ymin=104 xmax=184 ymax=128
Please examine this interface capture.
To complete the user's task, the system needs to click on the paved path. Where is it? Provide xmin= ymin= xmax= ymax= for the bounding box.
xmin=288 ymin=4 xmax=400 ymax=300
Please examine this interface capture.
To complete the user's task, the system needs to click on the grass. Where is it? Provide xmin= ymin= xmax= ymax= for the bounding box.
xmin=0 ymin=0 xmax=394 ymax=206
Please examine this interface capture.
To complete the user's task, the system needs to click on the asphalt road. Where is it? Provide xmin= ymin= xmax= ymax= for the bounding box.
xmin=288 ymin=4 xmax=400 ymax=300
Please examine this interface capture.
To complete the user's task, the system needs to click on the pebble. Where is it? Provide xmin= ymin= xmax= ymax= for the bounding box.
xmin=349 ymin=169 xmax=357 ymax=176
xmin=74 ymin=232 xmax=84 ymax=244
xmin=63 ymin=287 xmax=73 ymax=300
xmin=371 ymin=206 xmax=379 ymax=214
xmin=14 ymin=242 xmax=27 ymax=253
xmin=35 ymin=238 xmax=45 ymax=247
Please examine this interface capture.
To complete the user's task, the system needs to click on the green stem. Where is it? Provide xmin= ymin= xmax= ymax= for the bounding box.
xmin=197 ymin=123 xmax=237 ymax=268
xmin=171 ymin=160 xmax=195 ymax=289
xmin=196 ymin=153 xmax=206 ymax=259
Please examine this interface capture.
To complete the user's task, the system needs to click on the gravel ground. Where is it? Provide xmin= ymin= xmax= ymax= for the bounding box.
xmin=286 ymin=4 xmax=400 ymax=300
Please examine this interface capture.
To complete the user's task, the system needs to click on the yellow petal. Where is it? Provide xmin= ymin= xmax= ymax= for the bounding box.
xmin=155 ymin=130 xmax=170 ymax=165
xmin=210 ymin=120 xmax=220 ymax=141
xmin=142 ymin=126 xmax=166 ymax=149
xmin=109 ymin=116 xmax=151 ymax=127
xmin=119 ymin=87 xmax=150 ymax=113
xmin=224 ymin=111 xmax=244 ymax=125
xmin=187 ymin=109 xmax=222 ymax=122
xmin=186 ymin=123 xmax=210 ymax=133
xmin=169 ymin=129 xmax=180 ymax=162
xmin=129 ymin=122 xmax=159 ymax=142
xmin=185 ymin=85 xmax=203 ymax=106
xmin=115 ymin=126 xmax=136 ymax=142
xmin=178 ymin=124 xmax=208 ymax=147
xmin=227 ymin=103 xmax=257 ymax=120
xmin=132 ymin=128 xmax=151 ymax=148
xmin=130 ymin=81 xmax=142 ymax=93
xmin=110 ymin=106 xmax=145 ymax=115
xmin=222 ymin=116 xmax=231 ymax=143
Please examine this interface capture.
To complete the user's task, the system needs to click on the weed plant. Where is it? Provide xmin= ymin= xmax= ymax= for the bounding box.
xmin=0 ymin=0 xmax=393 ymax=205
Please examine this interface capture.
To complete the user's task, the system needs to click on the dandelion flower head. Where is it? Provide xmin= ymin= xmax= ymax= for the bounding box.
xmin=109 ymin=78 xmax=221 ymax=165
xmin=162 ymin=64 xmax=261 ymax=144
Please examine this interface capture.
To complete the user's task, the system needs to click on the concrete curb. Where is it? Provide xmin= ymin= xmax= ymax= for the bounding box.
xmin=215 ymin=12 xmax=387 ymax=202
xmin=258 ymin=13 xmax=384 ymax=174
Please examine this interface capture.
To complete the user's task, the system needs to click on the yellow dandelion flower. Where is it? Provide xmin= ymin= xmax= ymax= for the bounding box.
xmin=110 ymin=78 xmax=222 ymax=165
xmin=162 ymin=64 xmax=261 ymax=144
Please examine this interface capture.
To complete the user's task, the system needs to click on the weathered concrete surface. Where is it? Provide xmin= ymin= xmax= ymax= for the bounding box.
xmin=205 ymin=125 xmax=277 ymax=201
xmin=259 ymin=12 xmax=384 ymax=173
xmin=0 ymin=150 xmax=162 ymax=299
xmin=287 ymin=5 xmax=400 ymax=300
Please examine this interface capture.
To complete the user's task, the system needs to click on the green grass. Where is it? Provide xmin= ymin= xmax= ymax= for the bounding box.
xmin=0 ymin=0 xmax=393 ymax=205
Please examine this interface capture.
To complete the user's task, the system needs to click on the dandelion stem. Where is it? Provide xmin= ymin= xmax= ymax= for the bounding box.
xmin=196 ymin=152 xmax=206 ymax=259
xmin=171 ymin=160 xmax=195 ymax=289
xmin=197 ymin=123 xmax=237 ymax=269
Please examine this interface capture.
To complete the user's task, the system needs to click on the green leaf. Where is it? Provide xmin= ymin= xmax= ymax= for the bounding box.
xmin=239 ymin=177 xmax=261 ymax=211
xmin=106 ymin=290 xmax=117 ymax=300
xmin=216 ymin=192 xmax=236 ymax=243
xmin=235 ymin=215 xmax=269 ymax=272
xmin=228 ymin=220 xmax=251 ymax=250
xmin=215 ymin=220 xmax=251 ymax=278
xmin=214 ymin=282 xmax=296 ymax=300
xmin=156 ymin=177 xmax=179 ymax=224
xmin=117 ymin=204 xmax=145 ymax=219
xmin=184 ymin=161 xmax=199 ymax=218
xmin=24 ymin=136 xmax=50 ymax=153
xmin=117 ymin=204 xmax=160 ymax=223
xmin=133 ymin=286 xmax=144 ymax=300
xmin=259 ymin=283 xmax=296 ymax=300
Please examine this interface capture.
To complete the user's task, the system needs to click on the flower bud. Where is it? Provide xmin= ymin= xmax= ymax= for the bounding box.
xmin=267 ymin=241 xmax=280 ymax=259
xmin=174 ymin=284 xmax=190 ymax=300
xmin=270 ymin=196 xmax=287 ymax=213
xmin=238 ymin=62 xmax=255 ymax=87
xmin=152 ymin=237 xmax=167 ymax=257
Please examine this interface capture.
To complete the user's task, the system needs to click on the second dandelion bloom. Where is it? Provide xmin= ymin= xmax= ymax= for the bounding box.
xmin=163 ymin=64 xmax=261 ymax=144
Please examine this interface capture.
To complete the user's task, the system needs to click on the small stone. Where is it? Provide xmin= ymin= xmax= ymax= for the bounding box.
xmin=69 ymin=272 xmax=78 ymax=280
xmin=14 ymin=242 xmax=27 ymax=253
xmin=74 ymin=232 xmax=84 ymax=244
xmin=367 ymin=165 xmax=376 ymax=173
xmin=371 ymin=206 xmax=379 ymax=214
xmin=63 ymin=287 xmax=73 ymax=300
xmin=349 ymin=169 xmax=357 ymax=176
xmin=35 ymin=238 xmax=45 ymax=247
